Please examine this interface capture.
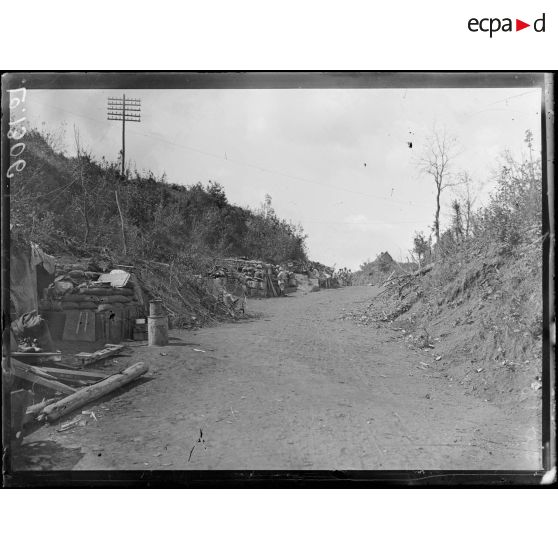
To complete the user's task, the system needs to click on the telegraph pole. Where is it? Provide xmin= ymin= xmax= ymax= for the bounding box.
xmin=107 ymin=94 xmax=141 ymax=255
xmin=107 ymin=94 xmax=141 ymax=175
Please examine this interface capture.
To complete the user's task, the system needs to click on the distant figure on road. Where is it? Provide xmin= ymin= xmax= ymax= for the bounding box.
xmin=237 ymin=271 xmax=248 ymax=314
xmin=277 ymin=267 xmax=289 ymax=296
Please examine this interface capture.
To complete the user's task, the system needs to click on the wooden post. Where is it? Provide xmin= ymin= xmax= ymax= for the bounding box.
xmin=121 ymin=94 xmax=126 ymax=176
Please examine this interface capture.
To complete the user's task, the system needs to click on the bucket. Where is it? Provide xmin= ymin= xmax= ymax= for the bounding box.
xmin=148 ymin=315 xmax=168 ymax=346
xmin=149 ymin=299 xmax=163 ymax=317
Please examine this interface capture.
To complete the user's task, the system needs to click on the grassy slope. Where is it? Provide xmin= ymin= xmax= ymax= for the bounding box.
xmin=11 ymin=131 xmax=310 ymax=326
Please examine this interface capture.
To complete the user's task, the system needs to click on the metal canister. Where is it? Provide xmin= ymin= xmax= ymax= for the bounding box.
xmin=148 ymin=299 xmax=168 ymax=346
xmin=148 ymin=315 xmax=168 ymax=346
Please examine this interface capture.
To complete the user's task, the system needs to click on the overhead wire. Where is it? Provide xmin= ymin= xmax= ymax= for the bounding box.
xmin=27 ymin=97 xmax=433 ymax=209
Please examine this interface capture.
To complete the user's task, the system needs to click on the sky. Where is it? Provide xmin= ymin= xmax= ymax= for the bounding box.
xmin=23 ymin=87 xmax=541 ymax=269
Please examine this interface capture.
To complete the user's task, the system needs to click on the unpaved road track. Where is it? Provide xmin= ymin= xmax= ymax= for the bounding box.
xmin=15 ymin=286 xmax=541 ymax=470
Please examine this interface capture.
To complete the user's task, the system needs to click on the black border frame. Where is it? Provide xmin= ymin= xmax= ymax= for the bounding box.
xmin=1 ymin=71 xmax=555 ymax=488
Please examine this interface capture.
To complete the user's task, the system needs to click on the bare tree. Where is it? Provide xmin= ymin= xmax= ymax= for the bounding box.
xmin=417 ymin=129 xmax=460 ymax=247
xmin=454 ymin=171 xmax=478 ymax=238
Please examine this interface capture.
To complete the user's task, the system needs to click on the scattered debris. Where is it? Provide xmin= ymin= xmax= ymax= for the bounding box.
xmin=57 ymin=415 xmax=88 ymax=432
xmin=82 ymin=410 xmax=98 ymax=421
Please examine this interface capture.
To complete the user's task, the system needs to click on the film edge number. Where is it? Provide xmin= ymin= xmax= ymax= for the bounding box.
xmin=7 ymin=87 xmax=27 ymax=179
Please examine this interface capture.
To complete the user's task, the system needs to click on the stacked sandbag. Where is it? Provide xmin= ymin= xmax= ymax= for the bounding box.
xmin=212 ymin=259 xmax=300 ymax=298
xmin=240 ymin=263 xmax=276 ymax=297
xmin=41 ymin=262 xmax=143 ymax=314
xmin=58 ymin=286 xmax=137 ymax=311
xmin=55 ymin=260 xmax=101 ymax=279
xmin=245 ymin=273 xmax=267 ymax=298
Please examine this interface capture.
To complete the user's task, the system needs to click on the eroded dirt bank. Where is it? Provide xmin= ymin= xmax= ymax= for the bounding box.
xmin=15 ymin=286 xmax=541 ymax=470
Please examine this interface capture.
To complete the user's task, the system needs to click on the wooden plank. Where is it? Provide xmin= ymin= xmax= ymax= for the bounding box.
xmin=39 ymin=362 xmax=149 ymax=422
xmin=75 ymin=344 xmax=124 ymax=366
xmin=62 ymin=310 xmax=96 ymax=342
xmin=267 ymin=274 xmax=278 ymax=297
xmin=11 ymin=352 xmax=62 ymax=360
xmin=38 ymin=367 xmax=112 ymax=381
xmin=46 ymin=361 xmax=83 ymax=370
xmin=11 ymin=360 xmax=77 ymax=395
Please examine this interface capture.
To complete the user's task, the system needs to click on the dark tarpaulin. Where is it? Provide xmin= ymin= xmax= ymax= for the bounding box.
xmin=10 ymin=240 xmax=56 ymax=317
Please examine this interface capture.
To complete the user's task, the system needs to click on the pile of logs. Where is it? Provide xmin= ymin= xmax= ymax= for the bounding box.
xmin=9 ymin=343 xmax=149 ymax=438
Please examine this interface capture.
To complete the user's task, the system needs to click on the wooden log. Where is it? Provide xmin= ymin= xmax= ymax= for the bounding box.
xmin=39 ymin=362 xmax=149 ymax=422
xmin=37 ymin=367 xmax=112 ymax=382
xmin=11 ymin=360 xmax=77 ymax=395
xmin=11 ymin=351 xmax=62 ymax=362
xmin=23 ymin=397 xmax=59 ymax=425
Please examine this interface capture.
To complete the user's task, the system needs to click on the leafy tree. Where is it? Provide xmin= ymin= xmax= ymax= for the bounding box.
xmin=451 ymin=199 xmax=463 ymax=244
xmin=413 ymin=231 xmax=431 ymax=265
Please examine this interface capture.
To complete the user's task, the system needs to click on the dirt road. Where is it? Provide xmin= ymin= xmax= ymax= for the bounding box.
xmin=16 ymin=286 xmax=541 ymax=470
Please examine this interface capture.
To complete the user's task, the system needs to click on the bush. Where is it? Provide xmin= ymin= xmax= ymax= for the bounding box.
xmin=473 ymin=150 xmax=542 ymax=250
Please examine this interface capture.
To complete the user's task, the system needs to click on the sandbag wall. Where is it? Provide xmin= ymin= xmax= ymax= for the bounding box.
xmin=39 ymin=263 xmax=144 ymax=343
xmin=213 ymin=259 xmax=297 ymax=298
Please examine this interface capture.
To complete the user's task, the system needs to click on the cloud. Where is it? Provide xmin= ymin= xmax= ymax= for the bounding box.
xmin=344 ymin=214 xmax=396 ymax=232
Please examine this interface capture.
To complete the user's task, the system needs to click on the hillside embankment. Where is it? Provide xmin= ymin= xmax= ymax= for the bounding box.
xmin=343 ymin=241 xmax=543 ymax=407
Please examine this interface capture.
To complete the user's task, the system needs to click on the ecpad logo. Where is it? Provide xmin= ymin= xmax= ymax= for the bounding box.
xmin=468 ymin=13 xmax=546 ymax=37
